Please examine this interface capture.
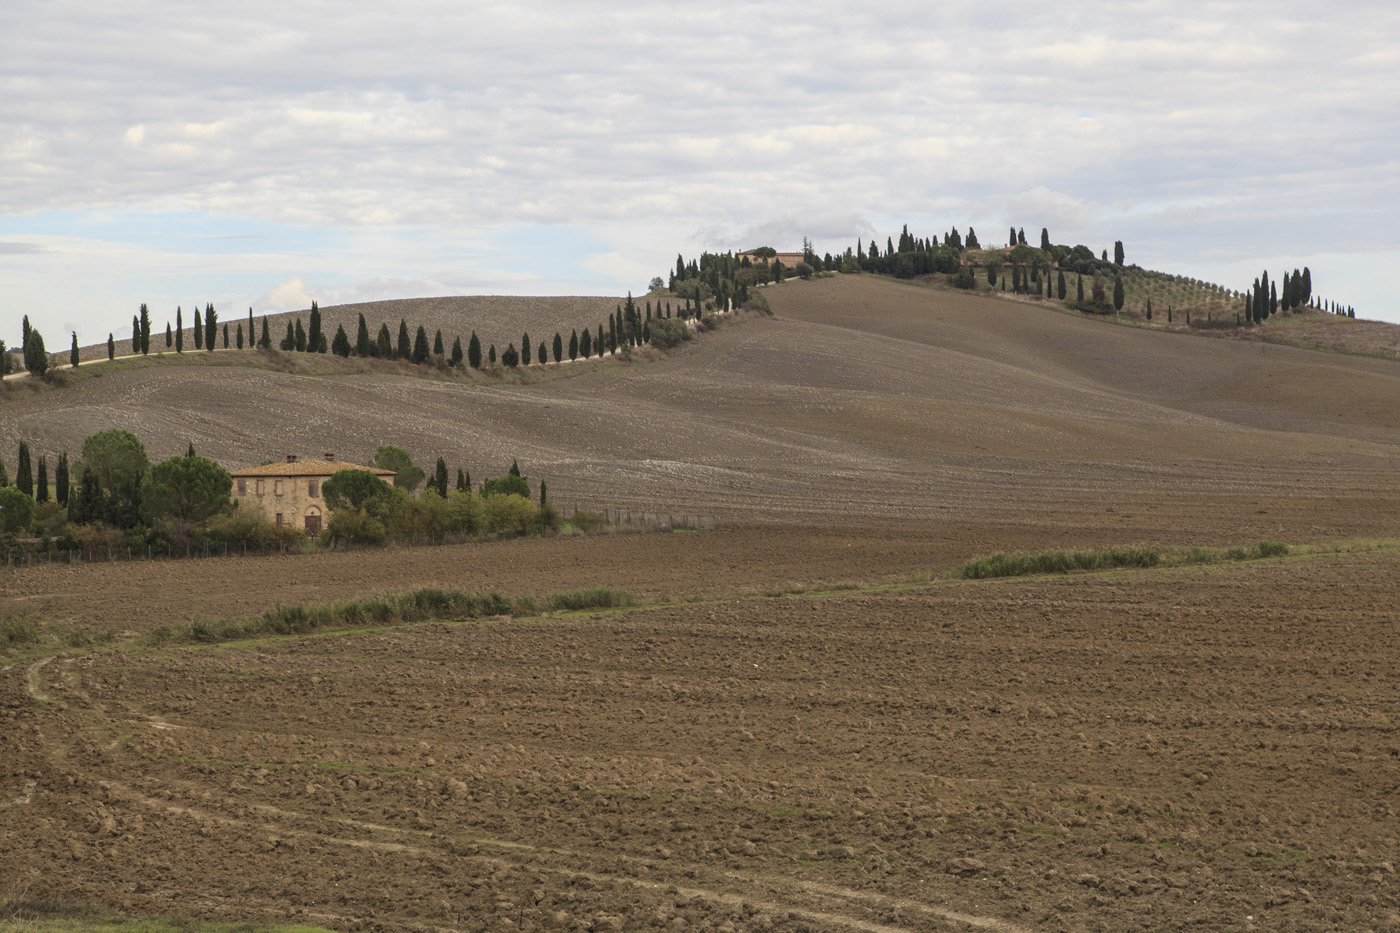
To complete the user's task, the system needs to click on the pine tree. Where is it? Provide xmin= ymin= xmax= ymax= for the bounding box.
xmin=331 ymin=324 xmax=351 ymax=357
xmin=522 ymin=333 xmax=532 ymax=365
xmin=259 ymin=318 xmax=271 ymax=349
xmin=236 ymin=323 xmax=244 ymax=349
xmin=107 ymin=334 xmax=115 ymax=360
xmin=377 ymin=323 xmax=392 ymax=358
xmin=176 ymin=307 xmax=184 ymax=352
xmin=165 ymin=322 xmax=172 ymax=348
xmin=468 ymin=331 xmax=482 ymax=369
xmin=70 ymin=332 xmax=79 ymax=368
xmin=434 ymin=457 xmax=448 ymax=497
xmin=397 ymin=320 xmax=411 ymax=359
xmin=433 ymin=329 xmax=444 ymax=356
xmin=413 ymin=325 xmax=430 ymax=364
xmin=36 ymin=455 xmax=48 ymax=503
xmin=307 ymin=302 xmax=322 ymax=353
xmin=450 ymin=336 xmax=463 ymax=367
xmin=356 ymin=314 xmax=371 ymax=356
xmin=194 ymin=307 xmax=203 ymax=349
xmin=140 ymin=303 xmax=151 ymax=355
xmin=553 ymin=332 xmax=563 ymax=364
xmin=17 ymin=441 xmax=32 ymax=497
xmin=569 ymin=329 xmax=579 ymax=361
xmin=55 ymin=452 xmax=69 ymax=506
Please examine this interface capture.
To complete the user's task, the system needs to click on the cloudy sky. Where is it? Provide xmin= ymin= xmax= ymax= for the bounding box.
xmin=3 ymin=0 xmax=1398 ymax=344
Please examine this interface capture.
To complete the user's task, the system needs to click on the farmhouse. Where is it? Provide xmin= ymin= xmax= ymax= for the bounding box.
xmin=231 ymin=453 xmax=395 ymax=536
xmin=737 ymin=248 xmax=805 ymax=267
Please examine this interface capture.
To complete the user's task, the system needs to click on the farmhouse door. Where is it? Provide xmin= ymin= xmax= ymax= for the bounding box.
xmin=305 ymin=512 xmax=322 ymax=536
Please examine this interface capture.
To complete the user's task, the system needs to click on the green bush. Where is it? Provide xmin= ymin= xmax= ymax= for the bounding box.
xmin=546 ymin=588 xmax=635 ymax=611
xmin=1 ymin=615 xmax=42 ymax=650
xmin=960 ymin=546 xmax=1159 ymax=580
xmin=648 ymin=317 xmax=692 ymax=349
xmin=482 ymin=474 xmax=530 ymax=498
xmin=1256 ymin=540 xmax=1290 ymax=558
xmin=483 ymin=493 xmax=536 ymax=535
xmin=327 ymin=508 xmax=387 ymax=545
xmin=571 ymin=509 xmax=607 ymax=533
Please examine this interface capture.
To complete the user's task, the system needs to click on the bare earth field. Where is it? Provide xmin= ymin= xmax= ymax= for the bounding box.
xmin=4 ymin=276 xmax=1400 ymax=932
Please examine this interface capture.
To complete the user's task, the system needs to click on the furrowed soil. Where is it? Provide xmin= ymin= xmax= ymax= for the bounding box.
xmin=4 ymin=275 xmax=1400 ymax=932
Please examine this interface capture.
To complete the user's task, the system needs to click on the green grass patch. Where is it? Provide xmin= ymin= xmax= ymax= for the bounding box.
xmin=959 ymin=546 xmax=1159 ymax=580
xmin=0 ymin=894 xmax=333 ymax=933
xmin=0 ymin=616 xmax=42 ymax=651
xmin=545 ymin=587 xmax=636 ymax=612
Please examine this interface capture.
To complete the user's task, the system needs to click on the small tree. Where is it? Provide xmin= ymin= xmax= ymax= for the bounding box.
xmin=553 ymin=332 xmax=563 ymax=364
xmin=107 ymin=334 xmax=115 ymax=360
xmin=222 ymin=322 xmax=229 ymax=348
xmin=259 ymin=317 xmax=271 ymax=349
xmin=356 ymin=314 xmax=371 ymax=357
xmin=280 ymin=321 xmax=295 ymax=351
xmin=1113 ymin=275 xmax=1125 ymax=311
xmin=140 ymin=455 xmax=233 ymax=527
xmin=1057 ymin=269 xmax=1067 ymax=300
xmin=522 ymin=333 xmax=532 ymax=365
xmin=433 ymin=457 xmax=449 ymax=497
xmin=70 ymin=332 xmax=79 ymax=368
xmin=294 ymin=318 xmax=307 ymax=352
xmin=433 ymin=329 xmax=445 ymax=357
xmin=569 ymin=329 xmax=579 ymax=361
xmin=140 ymin=302 xmax=151 ymax=355
xmin=1114 ymin=240 xmax=1125 ymax=266
xmin=23 ymin=328 xmax=47 ymax=377
xmin=36 ymin=455 xmax=49 ymax=503
xmin=501 ymin=343 xmax=519 ymax=367
xmin=55 ymin=452 xmax=69 ymax=506
xmin=377 ymin=323 xmax=393 ymax=358
xmin=16 ymin=441 xmax=33 ymax=497
xmin=397 ymin=319 xmax=411 ymax=359
xmin=307 ymin=302 xmax=322 ymax=353
xmin=237 ymin=323 xmax=244 ymax=349
xmin=1077 ymin=273 xmax=1085 ymax=302
xmin=194 ymin=307 xmax=203 ymax=349
xmin=489 ymin=345 xmax=496 ymax=365
xmin=538 ymin=340 xmax=547 ymax=364
xmin=456 ymin=468 xmax=467 ymax=492
xmin=331 ymin=324 xmax=351 ymax=357
xmin=0 ymin=487 xmax=34 ymax=535
xmin=165 ymin=322 xmax=172 ymax=348
xmin=176 ymin=307 xmax=184 ymax=352
xmin=468 ymin=331 xmax=482 ymax=369
xmin=413 ymin=325 xmax=430 ymax=364
xmin=450 ymin=336 xmax=463 ymax=367
xmin=371 ymin=445 xmax=425 ymax=493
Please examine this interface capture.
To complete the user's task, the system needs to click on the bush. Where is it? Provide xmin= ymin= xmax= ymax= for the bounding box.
xmin=648 ymin=317 xmax=693 ymax=350
xmin=535 ymin=501 xmax=561 ymax=534
xmin=571 ymin=509 xmax=607 ymax=533
xmin=327 ymin=508 xmax=387 ymax=545
xmin=482 ymin=474 xmax=530 ymax=498
xmin=950 ymin=267 xmax=977 ymax=290
xmin=200 ymin=505 xmax=283 ymax=549
xmin=960 ymin=546 xmax=1159 ymax=579
xmin=483 ymin=493 xmax=537 ymax=535
xmin=1256 ymin=540 xmax=1290 ymax=558
xmin=0 ymin=615 xmax=42 ymax=651
xmin=742 ymin=289 xmax=771 ymax=315
xmin=546 ymin=588 xmax=635 ymax=611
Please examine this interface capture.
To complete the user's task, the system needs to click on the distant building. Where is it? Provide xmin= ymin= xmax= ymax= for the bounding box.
xmin=737 ymin=249 xmax=805 ymax=267
xmin=230 ymin=453 xmax=394 ymax=536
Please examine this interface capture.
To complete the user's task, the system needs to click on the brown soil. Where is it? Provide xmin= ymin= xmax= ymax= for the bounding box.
xmin=4 ymin=549 xmax=1400 ymax=932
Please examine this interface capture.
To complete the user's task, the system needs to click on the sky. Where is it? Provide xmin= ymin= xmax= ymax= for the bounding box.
xmin=3 ymin=0 xmax=1399 ymax=346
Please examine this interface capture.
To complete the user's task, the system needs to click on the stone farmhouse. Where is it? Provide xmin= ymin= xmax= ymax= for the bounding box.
xmin=231 ymin=453 xmax=395 ymax=536
xmin=737 ymin=249 xmax=805 ymax=267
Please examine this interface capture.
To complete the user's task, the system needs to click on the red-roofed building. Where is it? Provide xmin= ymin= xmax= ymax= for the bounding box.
xmin=231 ymin=453 xmax=394 ymax=536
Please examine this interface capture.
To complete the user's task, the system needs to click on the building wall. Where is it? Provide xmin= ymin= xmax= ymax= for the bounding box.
xmin=233 ymin=475 xmax=327 ymax=534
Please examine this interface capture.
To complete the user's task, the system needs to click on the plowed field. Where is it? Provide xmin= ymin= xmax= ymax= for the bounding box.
xmin=5 ymin=549 xmax=1400 ymax=932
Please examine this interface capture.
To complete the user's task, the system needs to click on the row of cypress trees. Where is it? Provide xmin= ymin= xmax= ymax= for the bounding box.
xmin=0 ymin=441 xmax=70 ymax=506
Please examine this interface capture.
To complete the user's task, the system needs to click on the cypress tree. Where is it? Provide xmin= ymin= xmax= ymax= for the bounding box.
xmin=502 ymin=343 xmax=518 ymax=367
xmin=36 ymin=455 xmax=48 ymax=503
xmin=509 ymin=459 xmax=522 ymax=477
xmin=248 ymin=308 xmax=254 ymax=346
xmin=1114 ymin=241 xmax=1125 ymax=266
xmin=23 ymin=328 xmax=46 ymax=377
xmin=294 ymin=318 xmax=307 ymax=352
xmin=553 ymin=332 xmax=563 ymax=363
xmin=17 ymin=441 xmax=32 ymax=497
xmin=1146 ymin=297 xmax=1153 ymax=320
xmin=413 ymin=325 xmax=430 ymax=364
xmin=165 ymin=322 xmax=172 ymax=348
xmin=377 ymin=323 xmax=392 ymax=358
xmin=450 ymin=336 xmax=463 ymax=367
xmin=133 ymin=314 xmax=141 ymax=353
xmin=1077 ymin=273 xmax=1084 ymax=302
xmin=70 ymin=332 xmax=79 ymax=368
xmin=468 ymin=331 xmax=482 ymax=369
xmin=331 ymin=324 xmax=351 ymax=357
xmin=522 ymin=333 xmax=532 ymax=365
xmin=193 ymin=307 xmax=203 ymax=349
xmin=1057 ymin=269 xmax=1066 ymax=300
xmin=187 ymin=442 xmax=195 ymax=457
xmin=456 ymin=468 xmax=466 ymax=492
xmin=434 ymin=457 xmax=449 ymax=497
xmin=356 ymin=314 xmax=371 ymax=356
xmin=538 ymin=340 xmax=547 ymax=363
xmin=1041 ymin=228 xmax=1051 ymax=251
xmin=569 ymin=329 xmax=579 ymax=361
xmin=433 ymin=329 xmax=445 ymax=356
xmin=1009 ymin=226 xmax=1017 ymax=247
xmin=222 ymin=322 xmax=229 ymax=348
xmin=1270 ymin=280 xmax=1278 ymax=317
xmin=307 ymin=302 xmax=322 ymax=353
xmin=397 ymin=319 xmax=411 ymax=359
xmin=107 ymin=334 xmax=115 ymax=360
xmin=55 ymin=452 xmax=69 ymax=506
xmin=204 ymin=304 xmax=217 ymax=351
xmin=140 ymin=303 xmax=151 ymax=355
xmin=236 ymin=323 xmax=244 ymax=349
xmin=580 ymin=327 xmax=591 ymax=358
xmin=259 ymin=317 xmax=271 ymax=349
xmin=596 ymin=324 xmax=604 ymax=356
xmin=176 ymin=307 xmax=184 ymax=352
xmin=281 ymin=321 xmax=295 ymax=350
xmin=1113 ymin=275 xmax=1125 ymax=311
xmin=488 ymin=345 xmax=496 ymax=365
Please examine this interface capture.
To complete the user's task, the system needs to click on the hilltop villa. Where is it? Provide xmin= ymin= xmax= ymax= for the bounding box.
xmin=736 ymin=248 xmax=805 ymax=267
xmin=231 ymin=453 xmax=395 ymax=536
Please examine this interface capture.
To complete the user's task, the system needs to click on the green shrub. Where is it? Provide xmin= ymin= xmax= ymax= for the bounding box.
xmin=0 ymin=615 xmax=42 ymax=650
xmin=1256 ymin=540 xmax=1290 ymax=558
xmin=546 ymin=588 xmax=635 ymax=611
xmin=483 ymin=493 xmax=536 ymax=535
xmin=960 ymin=546 xmax=1159 ymax=580
xmin=571 ymin=509 xmax=607 ymax=533
xmin=648 ymin=317 xmax=693 ymax=349
xmin=327 ymin=508 xmax=387 ymax=545
xmin=482 ymin=474 xmax=530 ymax=498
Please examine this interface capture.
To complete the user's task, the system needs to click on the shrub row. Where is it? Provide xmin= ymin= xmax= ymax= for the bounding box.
xmin=959 ymin=546 xmax=1160 ymax=579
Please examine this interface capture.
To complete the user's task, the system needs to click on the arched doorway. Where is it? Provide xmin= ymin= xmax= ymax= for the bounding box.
xmin=304 ymin=506 xmax=322 ymax=537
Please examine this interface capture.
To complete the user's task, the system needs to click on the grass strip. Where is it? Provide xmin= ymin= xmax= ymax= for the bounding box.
xmin=145 ymin=586 xmax=636 ymax=647
xmin=959 ymin=540 xmax=1292 ymax=580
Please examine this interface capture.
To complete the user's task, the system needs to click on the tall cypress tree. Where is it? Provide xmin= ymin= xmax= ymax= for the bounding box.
xmin=259 ymin=317 xmax=271 ymax=349
xmin=35 ymin=455 xmax=48 ymax=503
xmin=205 ymin=304 xmax=217 ymax=351
xmin=331 ymin=324 xmax=351 ymax=357
xmin=107 ymin=334 xmax=115 ymax=360
xmin=55 ymin=452 xmax=69 ymax=507
xmin=307 ymin=302 xmax=322 ymax=353
xmin=1057 ymin=269 xmax=1067 ymax=300
xmin=132 ymin=314 xmax=140 ymax=353
xmin=1113 ymin=275 xmax=1125 ymax=311
xmin=467 ymin=331 xmax=482 ymax=369
xmin=236 ymin=323 xmax=244 ymax=349
xmin=1077 ymin=273 xmax=1084 ymax=302
xmin=70 ymin=332 xmax=79 ymax=368
xmin=281 ymin=321 xmax=295 ymax=350
xmin=596 ymin=324 xmax=604 ymax=356
xmin=356 ymin=314 xmax=371 ymax=356
xmin=434 ymin=457 xmax=448 ymax=497
xmin=553 ymin=332 xmax=563 ymax=364
xmin=17 ymin=441 xmax=33 ymax=497
xmin=450 ymin=336 xmax=463 ymax=367
xmin=139 ymin=303 xmax=151 ymax=355
xmin=377 ymin=323 xmax=393 ymax=358
xmin=522 ymin=333 xmax=532 ymax=365
xmin=433 ymin=330 xmax=444 ymax=356
xmin=456 ymin=468 xmax=467 ymax=492
xmin=193 ymin=307 xmax=203 ymax=349
xmin=569 ymin=329 xmax=579 ymax=361
xmin=248 ymin=308 xmax=254 ymax=346
xmin=165 ymin=322 xmax=172 ymax=348
xmin=223 ymin=322 xmax=229 ymax=348
xmin=176 ymin=307 xmax=184 ymax=352
xmin=294 ymin=319 xmax=307 ymax=352
xmin=580 ymin=327 xmax=591 ymax=359
xmin=397 ymin=320 xmax=411 ymax=359
xmin=413 ymin=325 xmax=430 ymax=364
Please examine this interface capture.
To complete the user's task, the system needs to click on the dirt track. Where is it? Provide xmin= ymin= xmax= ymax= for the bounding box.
xmin=5 ymin=549 xmax=1400 ymax=932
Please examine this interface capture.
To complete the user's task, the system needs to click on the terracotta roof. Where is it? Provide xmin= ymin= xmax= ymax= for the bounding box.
xmin=231 ymin=458 xmax=395 ymax=479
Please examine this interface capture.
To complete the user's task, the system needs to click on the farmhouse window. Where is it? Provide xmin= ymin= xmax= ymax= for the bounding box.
xmin=309 ymin=480 xmax=319 ymax=498
xmin=274 ymin=480 xmax=283 ymax=496
xmin=237 ymin=479 xmax=246 ymax=495
xmin=256 ymin=479 xmax=264 ymax=495
xmin=276 ymin=512 xmax=284 ymax=527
